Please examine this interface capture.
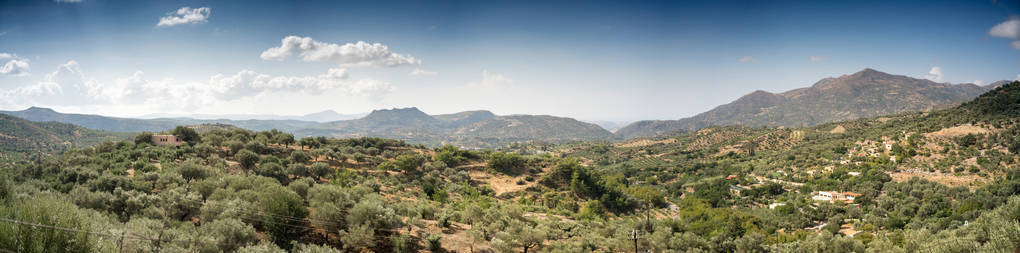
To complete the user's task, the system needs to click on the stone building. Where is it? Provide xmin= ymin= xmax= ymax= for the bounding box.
xmin=152 ymin=134 xmax=183 ymax=146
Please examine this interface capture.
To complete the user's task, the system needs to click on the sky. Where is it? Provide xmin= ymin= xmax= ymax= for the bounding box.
xmin=0 ymin=0 xmax=1018 ymax=122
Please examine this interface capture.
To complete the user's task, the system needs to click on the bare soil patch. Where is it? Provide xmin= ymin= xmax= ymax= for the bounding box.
xmin=889 ymin=170 xmax=987 ymax=189
xmin=925 ymin=124 xmax=992 ymax=139
xmin=829 ymin=125 xmax=846 ymax=134
xmin=615 ymin=138 xmax=677 ymax=148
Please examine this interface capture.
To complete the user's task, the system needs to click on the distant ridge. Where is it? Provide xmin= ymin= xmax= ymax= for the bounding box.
xmin=616 ymin=68 xmax=1008 ymax=139
xmin=297 ymin=107 xmax=613 ymax=148
xmin=0 ymin=113 xmax=130 ymax=158
xmin=0 ymin=106 xmax=615 ymax=148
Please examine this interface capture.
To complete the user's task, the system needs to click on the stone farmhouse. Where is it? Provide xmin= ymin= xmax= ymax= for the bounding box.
xmin=152 ymin=135 xmax=184 ymax=146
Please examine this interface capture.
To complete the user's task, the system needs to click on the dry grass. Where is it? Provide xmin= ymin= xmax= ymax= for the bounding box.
xmin=829 ymin=125 xmax=846 ymax=134
xmin=925 ymin=124 xmax=992 ymax=139
xmin=615 ymin=138 xmax=677 ymax=148
xmin=889 ymin=170 xmax=988 ymax=189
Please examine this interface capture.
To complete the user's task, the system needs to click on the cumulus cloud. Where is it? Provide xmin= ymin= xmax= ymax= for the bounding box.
xmin=157 ymin=7 xmax=211 ymax=27
xmin=1 ymin=61 xmax=392 ymax=109
xmin=1 ymin=59 xmax=30 ymax=76
xmin=924 ymin=66 xmax=944 ymax=82
xmin=260 ymin=36 xmax=419 ymax=67
xmin=345 ymin=78 xmax=395 ymax=99
xmin=990 ymin=17 xmax=1020 ymax=50
xmin=990 ymin=17 xmax=1020 ymax=39
xmin=0 ymin=53 xmax=30 ymax=76
xmin=738 ymin=56 xmax=754 ymax=63
xmin=467 ymin=70 xmax=513 ymax=89
xmin=809 ymin=56 xmax=829 ymax=62
xmin=973 ymin=80 xmax=984 ymax=86
xmin=4 ymin=61 xmax=103 ymax=105
xmin=409 ymin=68 xmax=437 ymax=76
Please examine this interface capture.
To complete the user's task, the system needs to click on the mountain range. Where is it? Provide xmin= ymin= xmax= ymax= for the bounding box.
xmin=296 ymin=107 xmax=613 ymax=147
xmin=615 ymin=68 xmax=1010 ymax=139
xmin=1 ymin=68 xmax=1011 ymax=146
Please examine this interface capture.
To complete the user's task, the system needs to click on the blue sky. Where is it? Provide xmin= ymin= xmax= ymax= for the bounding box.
xmin=0 ymin=0 xmax=1017 ymax=122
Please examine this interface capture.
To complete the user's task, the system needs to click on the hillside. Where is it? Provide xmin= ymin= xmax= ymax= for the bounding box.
xmin=0 ymin=82 xmax=1016 ymax=252
xmin=617 ymin=69 xmax=1007 ymax=139
xmin=0 ymin=114 xmax=131 ymax=160
xmin=2 ymin=107 xmax=615 ymax=148
xmin=449 ymin=115 xmax=615 ymax=147
xmin=299 ymin=108 xmax=615 ymax=147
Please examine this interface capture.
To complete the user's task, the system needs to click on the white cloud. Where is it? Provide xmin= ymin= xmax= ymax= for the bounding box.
xmin=467 ymin=70 xmax=513 ymax=89
xmin=4 ymin=61 xmax=102 ymax=105
xmin=809 ymin=56 xmax=829 ymax=62
xmin=990 ymin=17 xmax=1020 ymax=50
xmin=409 ymin=68 xmax=437 ymax=76
xmin=924 ymin=66 xmax=944 ymax=82
xmin=990 ymin=17 xmax=1020 ymax=39
xmin=738 ymin=56 xmax=754 ymax=63
xmin=157 ymin=7 xmax=211 ymax=27
xmin=345 ymin=78 xmax=395 ymax=99
xmin=1 ymin=61 xmax=392 ymax=110
xmin=260 ymin=36 xmax=419 ymax=67
xmin=972 ymin=80 xmax=984 ymax=86
xmin=0 ymin=53 xmax=30 ymax=76
xmin=1 ymin=59 xmax=30 ymax=76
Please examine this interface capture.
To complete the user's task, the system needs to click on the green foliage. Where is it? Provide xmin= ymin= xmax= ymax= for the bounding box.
xmin=488 ymin=152 xmax=527 ymax=175
xmin=309 ymin=162 xmax=333 ymax=178
xmin=236 ymin=149 xmax=259 ymax=172
xmin=289 ymin=150 xmax=311 ymax=164
xmin=393 ymin=154 xmax=425 ymax=175
xmin=435 ymin=145 xmax=475 ymax=167
xmin=172 ymin=126 xmax=201 ymax=144
xmin=0 ymin=195 xmax=110 ymax=253
xmin=135 ymin=132 xmax=154 ymax=145
xmin=425 ymin=233 xmax=442 ymax=251
xmin=262 ymin=189 xmax=308 ymax=249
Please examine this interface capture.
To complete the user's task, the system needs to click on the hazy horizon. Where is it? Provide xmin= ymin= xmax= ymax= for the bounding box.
xmin=1 ymin=0 xmax=1018 ymax=122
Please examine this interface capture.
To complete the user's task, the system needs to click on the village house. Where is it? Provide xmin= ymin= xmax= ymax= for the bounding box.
xmin=152 ymin=134 xmax=184 ymax=146
xmin=812 ymin=191 xmax=861 ymax=204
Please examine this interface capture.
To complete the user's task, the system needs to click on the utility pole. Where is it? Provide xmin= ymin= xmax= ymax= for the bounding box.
xmin=630 ymin=229 xmax=639 ymax=253
xmin=153 ymin=229 xmax=164 ymax=253
xmin=118 ymin=231 xmax=127 ymax=253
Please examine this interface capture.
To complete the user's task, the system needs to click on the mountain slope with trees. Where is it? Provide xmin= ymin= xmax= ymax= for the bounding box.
xmin=0 ymin=114 xmax=131 ymax=160
xmin=0 ymin=81 xmax=1016 ymax=252
xmin=617 ymin=69 xmax=1008 ymax=139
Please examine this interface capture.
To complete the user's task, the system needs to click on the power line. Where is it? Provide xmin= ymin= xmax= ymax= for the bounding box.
xmin=0 ymin=217 xmax=236 ymax=249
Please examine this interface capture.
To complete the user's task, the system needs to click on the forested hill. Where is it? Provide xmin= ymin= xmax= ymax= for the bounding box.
xmin=0 ymin=114 xmax=131 ymax=160
xmin=617 ymin=69 xmax=1007 ymax=139
xmin=299 ymin=108 xmax=615 ymax=147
